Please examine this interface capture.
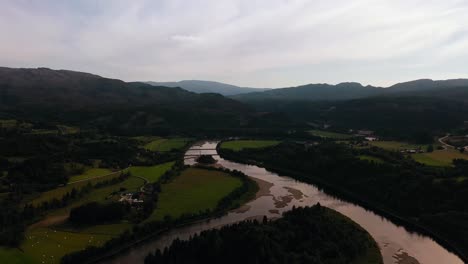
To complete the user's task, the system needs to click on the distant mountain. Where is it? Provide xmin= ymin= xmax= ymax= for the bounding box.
xmin=231 ymin=82 xmax=382 ymax=101
xmin=146 ymin=80 xmax=270 ymax=96
xmin=388 ymin=79 xmax=468 ymax=92
xmin=0 ymin=67 xmax=251 ymax=135
xmin=232 ymin=79 xmax=468 ymax=102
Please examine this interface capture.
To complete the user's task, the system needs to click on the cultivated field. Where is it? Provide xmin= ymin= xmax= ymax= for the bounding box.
xmin=220 ymin=140 xmax=280 ymax=151
xmin=146 ymin=168 xmax=242 ymax=221
xmin=128 ymin=162 xmax=175 ymax=183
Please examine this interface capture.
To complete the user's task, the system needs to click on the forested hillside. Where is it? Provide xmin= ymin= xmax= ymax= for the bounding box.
xmin=145 ymin=205 xmax=382 ymax=264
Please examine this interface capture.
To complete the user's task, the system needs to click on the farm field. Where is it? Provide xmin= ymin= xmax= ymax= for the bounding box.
xmin=0 ymin=247 xmax=34 ymax=264
xmin=68 ymin=168 xmax=113 ymax=183
xmin=220 ymin=140 xmax=280 ymax=151
xmin=146 ymin=168 xmax=242 ymax=221
xmin=369 ymin=141 xmax=426 ymax=151
xmin=413 ymin=150 xmax=468 ymax=167
xmin=21 ymin=223 xmax=131 ymax=264
xmin=309 ymin=129 xmax=353 ymax=139
xmin=128 ymin=162 xmax=175 ymax=183
xmin=19 ymin=176 xmax=146 ymax=263
xmin=144 ymin=138 xmax=191 ymax=152
xmin=30 ymin=171 xmax=124 ymax=206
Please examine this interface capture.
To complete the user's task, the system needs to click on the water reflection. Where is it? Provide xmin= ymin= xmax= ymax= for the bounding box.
xmin=103 ymin=141 xmax=463 ymax=264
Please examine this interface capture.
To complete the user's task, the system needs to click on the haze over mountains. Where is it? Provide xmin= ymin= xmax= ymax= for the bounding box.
xmin=147 ymin=80 xmax=270 ymax=96
xmin=147 ymin=77 xmax=468 ymax=101
xmin=231 ymin=79 xmax=468 ymax=101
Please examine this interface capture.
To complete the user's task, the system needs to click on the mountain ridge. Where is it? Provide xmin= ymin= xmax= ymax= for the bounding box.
xmin=146 ymin=80 xmax=270 ymax=96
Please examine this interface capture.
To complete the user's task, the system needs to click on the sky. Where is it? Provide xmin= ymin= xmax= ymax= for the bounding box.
xmin=1 ymin=0 xmax=468 ymax=88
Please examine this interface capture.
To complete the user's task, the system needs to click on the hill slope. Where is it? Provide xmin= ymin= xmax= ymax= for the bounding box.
xmin=147 ymin=80 xmax=269 ymax=96
xmin=231 ymin=82 xmax=382 ymax=101
xmin=0 ymin=67 xmax=252 ymax=135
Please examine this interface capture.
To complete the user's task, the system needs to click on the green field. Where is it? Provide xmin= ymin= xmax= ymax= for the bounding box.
xmin=147 ymin=168 xmax=242 ymax=221
xmin=128 ymin=162 xmax=175 ymax=183
xmin=369 ymin=141 xmax=425 ymax=151
xmin=358 ymin=155 xmax=384 ymax=164
xmin=30 ymin=171 xmax=123 ymax=206
xmin=20 ymin=175 xmax=146 ymax=263
xmin=22 ymin=224 xmax=126 ymax=264
xmin=309 ymin=129 xmax=353 ymax=139
xmin=220 ymin=140 xmax=280 ymax=151
xmin=0 ymin=247 xmax=34 ymax=264
xmin=413 ymin=150 xmax=468 ymax=167
xmin=144 ymin=138 xmax=191 ymax=152
xmin=68 ymin=168 xmax=113 ymax=183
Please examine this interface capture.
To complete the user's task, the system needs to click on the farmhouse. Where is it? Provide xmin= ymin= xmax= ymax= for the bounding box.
xmin=119 ymin=192 xmax=144 ymax=204
xmin=357 ymin=130 xmax=374 ymax=136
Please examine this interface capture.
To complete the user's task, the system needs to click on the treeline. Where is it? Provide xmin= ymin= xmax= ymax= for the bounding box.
xmin=60 ymin=167 xmax=257 ymax=264
xmin=219 ymin=142 xmax=468 ymax=260
xmin=145 ymin=205 xmax=382 ymax=264
xmin=70 ymin=202 xmax=128 ymax=225
xmin=247 ymin=96 xmax=468 ymax=143
xmin=0 ymin=172 xmax=130 ymax=247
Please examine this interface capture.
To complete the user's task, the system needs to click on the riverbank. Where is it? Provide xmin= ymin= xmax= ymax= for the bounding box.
xmin=217 ymin=148 xmax=468 ymax=263
xmin=60 ymin=165 xmax=259 ymax=264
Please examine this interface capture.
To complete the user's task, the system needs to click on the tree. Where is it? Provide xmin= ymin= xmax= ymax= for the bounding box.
xmin=427 ymin=145 xmax=434 ymax=153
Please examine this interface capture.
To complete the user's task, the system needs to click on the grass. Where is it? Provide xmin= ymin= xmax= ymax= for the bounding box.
xmin=0 ymin=119 xmax=18 ymax=128
xmin=144 ymin=138 xmax=191 ymax=152
xmin=22 ymin=226 xmax=121 ymax=264
xmin=30 ymin=171 xmax=123 ymax=206
xmin=20 ymin=176 xmax=146 ymax=263
xmin=56 ymin=125 xmax=80 ymax=135
xmin=128 ymin=162 xmax=175 ymax=183
xmin=146 ymin=168 xmax=242 ymax=221
xmin=369 ymin=141 xmax=425 ymax=151
xmin=68 ymin=168 xmax=113 ymax=183
xmin=0 ymin=247 xmax=34 ymax=264
xmin=220 ymin=140 xmax=280 ymax=151
xmin=53 ymin=176 xmax=145 ymax=214
xmin=358 ymin=155 xmax=384 ymax=164
xmin=413 ymin=149 xmax=468 ymax=167
xmin=309 ymin=129 xmax=353 ymax=139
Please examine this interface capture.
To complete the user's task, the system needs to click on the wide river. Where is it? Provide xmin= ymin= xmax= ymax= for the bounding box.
xmin=103 ymin=141 xmax=464 ymax=264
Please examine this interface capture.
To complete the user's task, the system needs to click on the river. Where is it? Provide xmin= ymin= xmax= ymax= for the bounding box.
xmin=102 ymin=141 xmax=464 ymax=264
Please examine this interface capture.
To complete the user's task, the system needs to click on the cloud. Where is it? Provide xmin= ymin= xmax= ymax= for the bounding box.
xmin=0 ymin=0 xmax=467 ymax=87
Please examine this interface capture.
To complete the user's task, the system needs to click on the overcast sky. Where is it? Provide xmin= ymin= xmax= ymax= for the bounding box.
xmin=1 ymin=0 xmax=468 ymax=88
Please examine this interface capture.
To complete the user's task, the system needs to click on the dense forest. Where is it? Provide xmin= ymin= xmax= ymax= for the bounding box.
xmin=145 ymin=205 xmax=382 ymax=264
xmin=219 ymin=142 xmax=468 ymax=258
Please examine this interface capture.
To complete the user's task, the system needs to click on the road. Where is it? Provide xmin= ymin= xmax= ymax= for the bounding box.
xmin=438 ymin=135 xmax=454 ymax=150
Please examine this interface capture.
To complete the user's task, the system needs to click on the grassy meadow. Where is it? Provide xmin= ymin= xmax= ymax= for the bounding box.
xmin=413 ymin=150 xmax=468 ymax=167
xmin=128 ymin=162 xmax=175 ymax=183
xmin=68 ymin=168 xmax=113 ymax=183
xmin=369 ymin=141 xmax=426 ymax=151
xmin=30 ymin=171 xmax=123 ymax=206
xmin=0 ymin=247 xmax=34 ymax=264
xmin=144 ymin=138 xmax=191 ymax=152
xmin=146 ymin=168 xmax=242 ymax=221
xmin=20 ymin=176 xmax=146 ymax=263
xmin=220 ymin=140 xmax=280 ymax=151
